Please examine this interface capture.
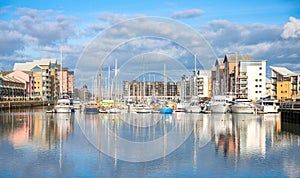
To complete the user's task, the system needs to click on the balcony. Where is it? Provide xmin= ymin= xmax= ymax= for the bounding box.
xmin=238 ymin=75 xmax=248 ymax=79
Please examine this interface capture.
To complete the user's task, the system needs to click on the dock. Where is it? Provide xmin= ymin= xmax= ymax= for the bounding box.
xmin=0 ymin=100 xmax=54 ymax=111
xmin=279 ymin=102 xmax=300 ymax=124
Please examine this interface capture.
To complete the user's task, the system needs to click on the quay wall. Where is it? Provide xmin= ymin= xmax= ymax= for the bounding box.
xmin=0 ymin=101 xmax=55 ymax=111
xmin=279 ymin=102 xmax=300 ymax=124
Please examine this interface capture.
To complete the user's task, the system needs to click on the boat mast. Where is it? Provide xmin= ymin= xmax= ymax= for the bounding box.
xmin=114 ymin=58 xmax=117 ymax=102
xmin=98 ymin=62 xmax=102 ymax=103
xmin=60 ymin=47 xmax=63 ymax=98
xmin=107 ymin=65 xmax=110 ymax=100
xmin=235 ymin=53 xmax=238 ymax=98
xmin=164 ymin=64 xmax=166 ymax=100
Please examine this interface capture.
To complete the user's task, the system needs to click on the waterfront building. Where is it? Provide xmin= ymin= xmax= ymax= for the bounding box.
xmin=212 ymin=58 xmax=226 ymax=95
xmin=13 ymin=58 xmax=74 ymax=100
xmin=57 ymin=67 xmax=74 ymax=98
xmin=223 ymin=54 xmax=253 ymax=95
xmin=6 ymin=70 xmax=34 ymax=100
xmin=179 ymin=70 xmax=211 ymax=100
xmin=0 ymin=75 xmax=25 ymax=101
xmin=270 ymin=66 xmax=300 ymax=101
xmin=235 ymin=60 xmax=267 ymax=100
xmin=31 ymin=65 xmax=52 ymax=100
xmin=194 ymin=70 xmax=211 ymax=98
xmin=122 ymin=80 xmax=178 ymax=101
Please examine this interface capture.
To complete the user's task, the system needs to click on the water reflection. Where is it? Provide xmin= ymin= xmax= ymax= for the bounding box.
xmin=0 ymin=108 xmax=74 ymax=150
xmin=1 ymin=109 xmax=300 ymax=177
xmin=76 ymin=112 xmax=197 ymax=162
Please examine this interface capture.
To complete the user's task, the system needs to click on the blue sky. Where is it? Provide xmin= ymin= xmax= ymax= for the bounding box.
xmin=1 ymin=0 xmax=300 ymax=84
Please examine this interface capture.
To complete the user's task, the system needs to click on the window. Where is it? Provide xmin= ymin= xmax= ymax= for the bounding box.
xmin=259 ymin=79 xmax=262 ymax=82
xmin=259 ymin=67 xmax=262 ymax=70
xmin=259 ymin=85 xmax=262 ymax=87
xmin=255 ymin=79 xmax=258 ymax=82
xmin=259 ymin=73 xmax=262 ymax=76
xmin=255 ymin=85 xmax=258 ymax=87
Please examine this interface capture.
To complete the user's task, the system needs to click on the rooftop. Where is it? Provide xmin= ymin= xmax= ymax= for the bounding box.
xmin=224 ymin=54 xmax=253 ymax=63
xmin=270 ymin=66 xmax=297 ymax=76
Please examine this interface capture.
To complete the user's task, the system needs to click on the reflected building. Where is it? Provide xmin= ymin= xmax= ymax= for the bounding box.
xmin=0 ymin=110 xmax=73 ymax=150
xmin=210 ymin=114 xmax=280 ymax=159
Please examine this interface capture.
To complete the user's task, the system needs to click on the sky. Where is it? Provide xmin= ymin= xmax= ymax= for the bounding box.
xmin=1 ymin=0 xmax=300 ymax=87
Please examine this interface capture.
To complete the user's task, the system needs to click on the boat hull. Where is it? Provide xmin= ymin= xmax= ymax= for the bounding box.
xmin=85 ymin=107 xmax=99 ymax=113
xmin=159 ymin=107 xmax=173 ymax=114
xmin=210 ymin=103 xmax=230 ymax=113
xmin=55 ymin=106 xmax=72 ymax=113
xmin=231 ymin=105 xmax=255 ymax=114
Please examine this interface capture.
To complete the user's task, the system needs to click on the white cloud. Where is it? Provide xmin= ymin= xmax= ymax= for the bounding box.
xmin=97 ymin=12 xmax=144 ymax=24
xmin=0 ymin=8 xmax=77 ymax=56
xmin=199 ymin=19 xmax=300 ymax=72
xmin=171 ymin=9 xmax=204 ymax=19
xmin=281 ymin=16 xmax=300 ymax=39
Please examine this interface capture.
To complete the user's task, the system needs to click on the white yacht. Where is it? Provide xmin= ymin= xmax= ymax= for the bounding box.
xmin=256 ymin=99 xmax=279 ymax=113
xmin=175 ymin=102 xmax=187 ymax=112
xmin=134 ymin=104 xmax=153 ymax=113
xmin=55 ymin=98 xmax=73 ymax=113
xmin=187 ymin=101 xmax=202 ymax=113
xmin=73 ymin=100 xmax=82 ymax=112
xmin=231 ymin=99 xmax=256 ymax=114
xmin=210 ymin=95 xmax=233 ymax=113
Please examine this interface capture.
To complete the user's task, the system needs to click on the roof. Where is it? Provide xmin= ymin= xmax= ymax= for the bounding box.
xmin=224 ymin=54 xmax=253 ymax=63
xmin=214 ymin=58 xmax=224 ymax=66
xmin=270 ymin=66 xmax=297 ymax=76
xmin=13 ymin=58 xmax=57 ymax=71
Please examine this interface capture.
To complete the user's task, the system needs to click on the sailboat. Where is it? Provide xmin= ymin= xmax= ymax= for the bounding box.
xmin=106 ymin=59 xmax=121 ymax=114
xmin=159 ymin=64 xmax=173 ymax=114
xmin=55 ymin=48 xmax=74 ymax=113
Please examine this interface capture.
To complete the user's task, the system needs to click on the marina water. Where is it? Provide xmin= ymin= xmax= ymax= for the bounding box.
xmin=0 ymin=107 xmax=300 ymax=177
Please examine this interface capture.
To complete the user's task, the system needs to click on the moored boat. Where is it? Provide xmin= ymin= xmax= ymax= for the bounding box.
xmin=231 ymin=99 xmax=256 ymax=114
xmin=55 ymin=98 xmax=73 ymax=113
xmin=210 ymin=95 xmax=233 ymax=113
xmin=159 ymin=107 xmax=173 ymax=114
xmin=85 ymin=101 xmax=99 ymax=113
xmin=256 ymin=99 xmax=279 ymax=113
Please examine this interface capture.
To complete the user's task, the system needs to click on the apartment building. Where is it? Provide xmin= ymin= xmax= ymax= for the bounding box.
xmin=270 ymin=66 xmax=300 ymax=101
xmin=122 ymin=80 xmax=178 ymax=101
xmin=6 ymin=70 xmax=34 ymax=99
xmin=13 ymin=58 xmax=74 ymax=100
xmin=0 ymin=75 xmax=25 ymax=101
xmin=223 ymin=54 xmax=253 ymax=95
xmin=235 ymin=60 xmax=267 ymax=100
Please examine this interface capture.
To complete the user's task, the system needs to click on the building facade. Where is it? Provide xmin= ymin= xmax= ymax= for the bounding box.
xmin=6 ymin=70 xmax=34 ymax=99
xmin=122 ymin=80 xmax=178 ymax=101
xmin=0 ymin=75 xmax=25 ymax=101
xmin=12 ymin=58 xmax=74 ymax=101
xmin=270 ymin=66 xmax=300 ymax=101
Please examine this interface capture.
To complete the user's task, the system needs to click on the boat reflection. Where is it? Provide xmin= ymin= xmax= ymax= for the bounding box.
xmin=76 ymin=112 xmax=196 ymax=162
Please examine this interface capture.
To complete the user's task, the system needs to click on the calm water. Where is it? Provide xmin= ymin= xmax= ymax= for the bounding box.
xmin=1 ymin=107 xmax=300 ymax=177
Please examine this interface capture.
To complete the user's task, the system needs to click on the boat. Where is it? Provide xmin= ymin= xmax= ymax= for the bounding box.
xmin=107 ymin=107 xmax=121 ymax=114
xmin=175 ymin=102 xmax=187 ymax=112
xmin=73 ymin=99 xmax=82 ymax=112
xmin=85 ymin=101 xmax=99 ymax=113
xmin=159 ymin=107 xmax=173 ymax=114
xmin=231 ymin=99 xmax=256 ymax=114
xmin=256 ymin=99 xmax=279 ymax=113
xmin=134 ymin=104 xmax=153 ymax=113
xmin=55 ymin=98 xmax=73 ymax=113
xmin=210 ymin=95 xmax=233 ymax=113
xmin=187 ymin=101 xmax=202 ymax=113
